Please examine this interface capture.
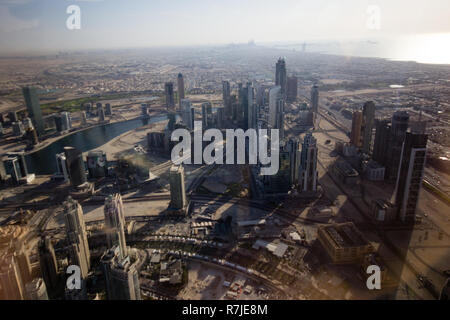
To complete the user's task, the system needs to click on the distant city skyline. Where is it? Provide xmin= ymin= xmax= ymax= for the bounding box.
xmin=0 ymin=0 xmax=450 ymax=64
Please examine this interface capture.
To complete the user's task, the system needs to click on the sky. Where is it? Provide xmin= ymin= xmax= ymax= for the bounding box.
xmin=1 ymin=0 xmax=450 ymax=57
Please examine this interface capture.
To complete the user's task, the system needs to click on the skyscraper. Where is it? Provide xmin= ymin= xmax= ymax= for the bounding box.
xmin=201 ymin=102 xmax=212 ymax=128
xmin=38 ymin=237 xmax=59 ymax=294
xmin=104 ymin=194 xmax=128 ymax=260
xmin=3 ymin=153 xmax=29 ymax=184
xmin=105 ymin=103 xmax=112 ymax=116
xmin=311 ymin=84 xmax=319 ymax=114
xmin=169 ymin=165 xmax=187 ymax=209
xmin=63 ymin=197 xmax=91 ymax=279
xmin=299 ymin=133 xmax=318 ymax=192
xmin=25 ymin=278 xmax=48 ymax=300
xmin=22 ymin=87 xmax=44 ymax=137
xmin=216 ymin=107 xmax=224 ymax=129
xmin=372 ymin=119 xmax=391 ymax=165
xmin=64 ymin=146 xmax=87 ymax=187
xmin=55 ymin=152 xmax=69 ymax=182
xmin=275 ymin=58 xmax=287 ymax=97
xmin=0 ymin=253 xmax=25 ymax=300
xmin=98 ymin=107 xmax=106 ymax=122
xmin=395 ymin=132 xmax=428 ymax=222
xmin=286 ymin=138 xmax=300 ymax=186
xmin=247 ymin=83 xmax=256 ymax=130
xmin=386 ymin=111 xmax=410 ymax=180
xmin=222 ymin=81 xmax=231 ymax=118
xmin=268 ymin=86 xmax=281 ymax=128
xmin=350 ymin=111 xmax=363 ymax=148
xmin=100 ymin=245 xmax=141 ymax=300
xmin=177 ymin=73 xmax=185 ymax=109
xmin=361 ymin=101 xmax=376 ymax=154
xmin=286 ymin=76 xmax=298 ymax=102
xmin=275 ymin=98 xmax=285 ymax=140
xmin=181 ymin=99 xmax=194 ymax=130
xmin=165 ymin=82 xmax=175 ymax=108
xmin=101 ymin=194 xmax=141 ymax=300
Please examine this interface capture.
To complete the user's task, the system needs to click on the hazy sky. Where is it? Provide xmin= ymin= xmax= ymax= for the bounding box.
xmin=1 ymin=0 xmax=450 ymax=54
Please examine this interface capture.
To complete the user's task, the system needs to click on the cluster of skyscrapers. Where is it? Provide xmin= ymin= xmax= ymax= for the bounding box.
xmin=349 ymin=104 xmax=428 ymax=223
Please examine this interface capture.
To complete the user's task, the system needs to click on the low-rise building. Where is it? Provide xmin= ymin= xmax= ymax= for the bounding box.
xmin=317 ymin=222 xmax=374 ymax=264
xmin=332 ymin=160 xmax=359 ymax=185
xmin=364 ymin=160 xmax=385 ymax=181
xmin=370 ymin=199 xmax=397 ymax=223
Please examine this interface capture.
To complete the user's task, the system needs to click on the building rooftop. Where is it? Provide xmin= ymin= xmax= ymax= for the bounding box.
xmin=322 ymin=223 xmax=369 ymax=248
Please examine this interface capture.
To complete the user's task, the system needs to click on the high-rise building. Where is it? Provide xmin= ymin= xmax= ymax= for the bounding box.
xmin=100 ymin=245 xmax=141 ymax=300
xmin=230 ymin=94 xmax=238 ymax=121
xmin=236 ymin=83 xmax=245 ymax=122
xmin=55 ymin=152 xmax=69 ymax=182
xmin=350 ymin=111 xmax=363 ymax=148
xmin=285 ymin=138 xmax=300 ymax=186
xmin=372 ymin=119 xmax=391 ymax=165
xmin=275 ymin=99 xmax=284 ymax=140
xmin=169 ymin=165 xmax=187 ymax=209
xmin=84 ymin=103 xmax=92 ymax=114
xmin=61 ymin=112 xmax=72 ymax=130
xmin=181 ymin=99 xmax=194 ymax=130
xmin=0 ymin=253 xmax=25 ymax=300
xmin=101 ymin=194 xmax=140 ymax=300
xmin=201 ymin=102 xmax=212 ymax=128
xmin=105 ymin=103 xmax=112 ymax=116
xmin=299 ymin=133 xmax=318 ymax=192
xmin=222 ymin=81 xmax=231 ymax=118
xmin=80 ymin=111 xmax=87 ymax=125
xmin=361 ymin=101 xmax=376 ymax=154
xmin=165 ymin=82 xmax=175 ymax=108
xmin=63 ymin=197 xmax=91 ymax=279
xmin=38 ymin=237 xmax=59 ymax=294
xmin=104 ymin=194 xmax=128 ymax=260
xmin=395 ymin=132 xmax=428 ymax=222
xmin=3 ymin=153 xmax=29 ymax=184
xmin=268 ymin=86 xmax=281 ymax=128
xmin=177 ymin=73 xmax=185 ymax=109
xmin=64 ymin=147 xmax=87 ymax=187
xmin=25 ymin=127 xmax=39 ymax=147
xmin=167 ymin=112 xmax=177 ymax=131
xmin=255 ymin=84 xmax=266 ymax=107
xmin=141 ymin=103 xmax=148 ymax=116
xmin=275 ymin=58 xmax=287 ymax=97
xmin=247 ymin=83 xmax=256 ymax=130
xmin=98 ymin=107 xmax=106 ymax=122
xmin=386 ymin=111 xmax=410 ymax=180
xmin=22 ymin=87 xmax=44 ymax=137
xmin=86 ymin=151 xmax=108 ymax=178
xmin=311 ymin=84 xmax=319 ymax=114
xmin=286 ymin=76 xmax=298 ymax=102
xmin=216 ymin=107 xmax=224 ymax=129
xmin=0 ymin=224 xmax=34 ymax=300
xmin=25 ymin=278 xmax=48 ymax=300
